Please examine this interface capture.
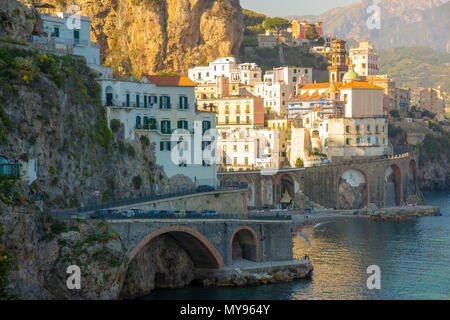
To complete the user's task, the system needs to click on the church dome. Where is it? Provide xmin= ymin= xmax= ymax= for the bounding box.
xmin=343 ymin=66 xmax=360 ymax=81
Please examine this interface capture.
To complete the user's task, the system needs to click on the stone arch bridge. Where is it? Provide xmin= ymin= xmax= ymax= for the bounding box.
xmin=111 ymin=218 xmax=293 ymax=269
xmin=218 ymin=153 xmax=421 ymax=210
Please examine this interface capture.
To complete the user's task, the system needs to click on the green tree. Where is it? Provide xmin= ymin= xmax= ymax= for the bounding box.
xmin=389 ymin=110 xmax=400 ymax=119
xmin=295 ymin=157 xmax=304 ymax=168
xmin=262 ymin=17 xmax=291 ymax=47
xmin=306 ymin=25 xmax=319 ymax=40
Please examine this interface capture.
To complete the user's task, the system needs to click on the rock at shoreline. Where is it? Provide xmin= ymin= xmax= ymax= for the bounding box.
xmin=369 ymin=206 xmax=441 ymax=221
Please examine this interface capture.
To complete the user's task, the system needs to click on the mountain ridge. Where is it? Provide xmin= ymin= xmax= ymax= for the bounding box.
xmin=287 ymin=0 xmax=450 ymax=52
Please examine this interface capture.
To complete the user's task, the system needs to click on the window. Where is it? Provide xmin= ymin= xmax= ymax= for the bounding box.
xmin=236 ymin=116 xmax=240 ymax=124
xmin=148 ymin=95 xmax=157 ymax=106
xmin=356 ymin=125 xmax=360 ymax=132
xmin=136 ymin=116 xmax=142 ymax=129
xmin=305 ymin=69 xmax=308 ymax=74
xmin=225 ymin=105 xmax=230 ymax=114
xmin=356 ymin=137 xmax=361 ymax=144
xmin=160 ymin=96 xmax=171 ymax=109
xmin=144 ymin=95 xmax=148 ymax=108
xmin=383 ymin=138 xmax=386 ymax=144
xmin=367 ymin=137 xmax=371 ymax=144
xmin=375 ymin=137 xmax=379 ymax=144
xmin=245 ymin=145 xmax=248 ymax=152
xmin=225 ymin=116 xmax=229 ymax=124
xmin=54 ymin=27 xmax=60 ymax=38
xmin=346 ymin=138 xmax=350 ymax=145
xmin=202 ymin=120 xmax=211 ymax=134
xmin=236 ymin=105 xmax=240 ymax=113
xmin=159 ymin=141 xmax=171 ymax=151
xmin=246 ymin=116 xmax=250 ymax=124
xmin=233 ymin=145 xmax=237 ymax=152
xmin=161 ymin=120 xmax=171 ymax=134
xmin=346 ymin=125 xmax=350 ymax=133
xmin=367 ymin=125 xmax=371 ymax=132
xmin=375 ymin=125 xmax=379 ymax=133
xmin=136 ymin=95 xmax=140 ymax=108
xmin=179 ymin=96 xmax=188 ymax=109
xmin=293 ymin=77 xmax=297 ymax=82
xmin=126 ymin=93 xmax=130 ymax=107
xmin=177 ymin=120 xmax=188 ymax=130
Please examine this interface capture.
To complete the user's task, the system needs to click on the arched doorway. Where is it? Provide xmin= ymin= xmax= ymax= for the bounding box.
xmin=408 ymin=160 xmax=418 ymax=196
xmin=230 ymin=227 xmax=258 ymax=264
xmin=105 ymin=86 xmax=113 ymax=106
xmin=338 ymin=168 xmax=368 ymax=209
xmin=385 ymin=164 xmax=402 ymax=207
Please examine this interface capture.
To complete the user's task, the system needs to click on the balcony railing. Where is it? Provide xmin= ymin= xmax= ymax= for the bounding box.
xmin=0 ymin=164 xmax=20 ymax=178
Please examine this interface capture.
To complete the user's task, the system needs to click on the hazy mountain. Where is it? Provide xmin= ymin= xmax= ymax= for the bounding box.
xmin=288 ymin=0 xmax=450 ymax=52
xmin=378 ymin=46 xmax=450 ymax=95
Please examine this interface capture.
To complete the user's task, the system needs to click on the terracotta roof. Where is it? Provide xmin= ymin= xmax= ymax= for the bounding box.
xmin=143 ymin=75 xmax=196 ymax=87
xmin=301 ymin=82 xmax=343 ymax=89
xmin=340 ymin=81 xmax=384 ymax=90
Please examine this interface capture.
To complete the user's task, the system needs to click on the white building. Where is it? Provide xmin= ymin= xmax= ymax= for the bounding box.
xmin=253 ymin=66 xmax=313 ymax=116
xmin=100 ymin=70 xmax=218 ymax=187
xmin=31 ymin=9 xmax=100 ymax=65
xmin=217 ymin=128 xmax=281 ymax=171
xmin=349 ymin=40 xmax=379 ymax=77
xmin=188 ymin=57 xmax=262 ymax=85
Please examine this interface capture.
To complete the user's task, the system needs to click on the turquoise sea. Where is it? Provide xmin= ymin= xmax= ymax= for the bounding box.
xmin=144 ymin=191 xmax=450 ymax=300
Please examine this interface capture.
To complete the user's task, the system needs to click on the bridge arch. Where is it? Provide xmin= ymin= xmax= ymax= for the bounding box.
xmin=128 ymin=226 xmax=225 ymax=268
xmin=274 ymin=172 xmax=302 ymax=206
xmin=230 ymin=226 xmax=259 ymax=265
xmin=384 ymin=163 xmax=402 ymax=207
xmin=337 ymin=167 xmax=369 ymax=209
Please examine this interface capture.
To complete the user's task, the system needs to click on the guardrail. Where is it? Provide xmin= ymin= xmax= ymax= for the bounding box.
xmin=90 ymin=213 xmax=291 ymax=221
xmin=48 ymin=183 xmax=248 ymax=218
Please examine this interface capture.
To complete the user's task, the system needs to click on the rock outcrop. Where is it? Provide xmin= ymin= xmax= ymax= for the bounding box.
xmin=369 ymin=205 xmax=441 ymax=221
xmin=0 ymin=203 xmax=128 ymax=299
xmin=0 ymin=0 xmax=42 ymax=40
xmin=26 ymin=0 xmax=244 ymax=75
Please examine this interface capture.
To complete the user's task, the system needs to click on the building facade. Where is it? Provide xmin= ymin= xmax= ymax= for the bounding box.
xmin=100 ymin=71 xmax=218 ymax=187
xmin=31 ymin=8 xmax=100 ymax=65
xmin=349 ymin=40 xmax=379 ymax=76
xmin=419 ymin=88 xmax=446 ymax=121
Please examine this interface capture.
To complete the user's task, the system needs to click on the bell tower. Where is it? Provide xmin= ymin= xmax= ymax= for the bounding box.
xmin=328 ymin=39 xmax=348 ymax=83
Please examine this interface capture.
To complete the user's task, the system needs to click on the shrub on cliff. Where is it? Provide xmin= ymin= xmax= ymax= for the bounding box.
xmin=0 ymin=224 xmax=19 ymax=300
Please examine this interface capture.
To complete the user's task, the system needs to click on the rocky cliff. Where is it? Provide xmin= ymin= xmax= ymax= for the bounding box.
xmin=388 ymin=118 xmax=450 ymax=191
xmin=27 ymin=0 xmax=244 ymax=76
xmin=0 ymin=44 xmax=192 ymax=211
xmin=0 ymin=0 xmax=42 ymax=41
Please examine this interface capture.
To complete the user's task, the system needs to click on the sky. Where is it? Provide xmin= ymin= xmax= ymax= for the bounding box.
xmin=240 ymin=0 xmax=359 ymax=17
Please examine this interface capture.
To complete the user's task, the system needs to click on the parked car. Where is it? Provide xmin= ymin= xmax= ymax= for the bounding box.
xmin=201 ymin=210 xmax=218 ymax=216
xmin=107 ymin=209 xmax=120 ymax=216
xmin=131 ymin=208 xmax=145 ymax=217
xmin=186 ymin=210 xmax=199 ymax=217
xmin=196 ymin=185 xmax=215 ymax=193
xmin=120 ymin=210 xmax=135 ymax=218
xmin=146 ymin=210 xmax=160 ymax=218
xmin=159 ymin=210 xmax=173 ymax=216
xmin=90 ymin=210 xmax=109 ymax=219
xmin=173 ymin=210 xmax=187 ymax=218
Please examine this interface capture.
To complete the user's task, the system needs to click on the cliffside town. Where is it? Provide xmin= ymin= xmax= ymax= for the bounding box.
xmin=0 ymin=0 xmax=448 ymax=301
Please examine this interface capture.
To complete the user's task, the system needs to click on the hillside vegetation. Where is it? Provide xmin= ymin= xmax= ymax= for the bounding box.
xmin=239 ymin=9 xmax=329 ymax=81
xmin=378 ymin=47 xmax=450 ymax=95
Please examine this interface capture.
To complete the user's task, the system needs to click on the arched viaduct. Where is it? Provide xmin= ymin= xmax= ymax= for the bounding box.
xmin=218 ymin=153 xmax=421 ymax=210
xmin=111 ymin=218 xmax=293 ymax=269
